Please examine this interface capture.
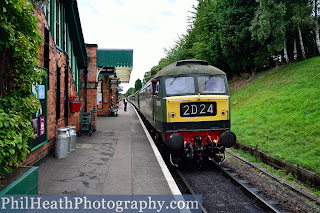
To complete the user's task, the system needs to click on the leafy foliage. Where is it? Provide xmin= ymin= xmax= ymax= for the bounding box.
xmin=134 ymin=79 xmax=142 ymax=93
xmin=142 ymin=0 xmax=319 ymax=83
xmin=125 ymin=87 xmax=135 ymax=97
xmin=216 ymin=0 xmax=262 ymax=74
xmin=250 ymin=0 xmax=288 ymax=54
xmin=0 ymin=0 xmax=44 ymax=178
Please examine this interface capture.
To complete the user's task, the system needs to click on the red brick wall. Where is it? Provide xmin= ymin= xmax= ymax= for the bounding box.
xmin=86 ymin=45 xmax=98 ymax=82
xmin=24 ymin=7 xmax=82 ymax=166
xmin=97 ymin=77 xmax=112 ymax=116
xmin=111 ymin=85 xmax=118 ymax=108
xmin=80 ymin=44 xmax=98 ymax=130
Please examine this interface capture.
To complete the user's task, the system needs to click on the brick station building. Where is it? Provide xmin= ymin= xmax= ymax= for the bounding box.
xmin=20 ymin=0 xmax=133 ymax=165
xmin=24 ymin=0 xmax=88 ymax=165
xmin=80 ymin=47 xmax=133 ymax=121
xmin=95 ymin=49 xmax=133 ymax=116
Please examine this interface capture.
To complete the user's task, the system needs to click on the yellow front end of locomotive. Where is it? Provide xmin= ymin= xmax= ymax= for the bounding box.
xmin=166 ymin=95 xmax=230 ymax=123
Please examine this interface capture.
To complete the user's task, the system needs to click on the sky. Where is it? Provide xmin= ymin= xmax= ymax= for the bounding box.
xmin=77 ymin=0 xmax=198 ymax=93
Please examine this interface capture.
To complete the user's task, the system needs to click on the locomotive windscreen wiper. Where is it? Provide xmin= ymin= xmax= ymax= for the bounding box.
xmin=205 ymin=75 xmax=214 ymax=86
xmin=170 ymin=74 xmax=183 ymax=85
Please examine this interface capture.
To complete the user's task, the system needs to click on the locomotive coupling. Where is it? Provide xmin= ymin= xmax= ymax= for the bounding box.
xmin=220 ymin=131 xmax=236 ymax=148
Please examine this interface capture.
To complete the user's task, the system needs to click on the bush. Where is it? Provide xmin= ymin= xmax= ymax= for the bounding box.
xmin=0 ymin=0 xmax=44 ymax=179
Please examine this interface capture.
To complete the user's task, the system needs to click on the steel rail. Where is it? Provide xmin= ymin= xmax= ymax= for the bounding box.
xmin=176 ymin=169 xmax=208 ymax=213
xmin=212 ymin=161 xmax=282 ymax=213
xmin=226 ymin=149 xmax=320 ymax=205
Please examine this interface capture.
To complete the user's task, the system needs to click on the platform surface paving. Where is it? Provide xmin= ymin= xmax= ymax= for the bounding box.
xmin=38 ymin=104 xmax=172 ymax=195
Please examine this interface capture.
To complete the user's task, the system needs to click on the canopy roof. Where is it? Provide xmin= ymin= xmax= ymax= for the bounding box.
xmin=97 ymin=49 xmax=133 ymax=83
xmin=65 ymin=0 xmax=87 ymax=69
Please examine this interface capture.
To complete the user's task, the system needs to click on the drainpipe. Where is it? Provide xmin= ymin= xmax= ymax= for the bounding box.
xmin=64 ymin=4 xmax=68 ymax=126
xmin=65 ymin=55 xmax=69 ymax=126
xmin=84 ymin=68 xmax=88 ymax=112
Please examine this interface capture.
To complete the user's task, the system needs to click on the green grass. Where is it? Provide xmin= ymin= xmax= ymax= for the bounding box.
xmin=230 ymin=57 xmax=320 ymax=174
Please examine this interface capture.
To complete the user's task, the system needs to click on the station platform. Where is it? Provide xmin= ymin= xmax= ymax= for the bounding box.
xmin=37 ymin=104 xmax=180 ymax=195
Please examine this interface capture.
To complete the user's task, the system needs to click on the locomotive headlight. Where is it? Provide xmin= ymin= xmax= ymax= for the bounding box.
xmin=221 ymin=110 xmax=226 ymax=116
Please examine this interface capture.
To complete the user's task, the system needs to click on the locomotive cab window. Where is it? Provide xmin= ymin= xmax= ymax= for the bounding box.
xmin=155 ymin=81 xmax=160 ymax=96
xmin=165 ymin=76 xmax=195 ymax=95
xmin=198 ymin=76 xmax=226 ymax=94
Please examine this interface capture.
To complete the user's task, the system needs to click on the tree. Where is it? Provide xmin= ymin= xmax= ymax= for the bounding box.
xmin=142 ymin=58 xmax=172 ymax=84
xmin=250 ymin=0 xmax=289 ymax=63
xmin=290 ymin=0 xmax=312 ymax=60
xmin=125 ymin=87 xmax=135 ymax=97
xmin=314 ymin=0 xmax=320 ymax=54
xmin=216 ymin=0 xmax=262 ymax=74
xmin=144 ymin=0 xmax=316 ymax=79
xmin=190 ymin=0 xmax=221 ymax=66
xmin=134 ymin=79 xmax=142 ymax=93
xmin=143 ymin=65 xmax=160 ymax=84
xmin=164 ymin=35 xmax=190 ymax=64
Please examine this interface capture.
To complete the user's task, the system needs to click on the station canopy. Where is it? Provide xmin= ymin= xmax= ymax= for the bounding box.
xmin=97 ymin=49 xmax=133 ymax=83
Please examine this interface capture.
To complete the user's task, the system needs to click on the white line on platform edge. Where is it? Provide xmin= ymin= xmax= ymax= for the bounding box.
xmin=132 ymin=105 xmax=182 ymax=195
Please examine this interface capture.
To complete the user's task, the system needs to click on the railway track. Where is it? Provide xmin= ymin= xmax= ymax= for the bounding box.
xmin=139 ymin=107 xmax=320 ymax=213
xmin=138 ymin=106 xmax=318 ymax=212
xmin=140 ymin=111 xmax=285 ymax=212
xmin=172 ymin=160 xmax=288 ymax=213
xmin=212 ymin=162 xmax=283 ymax=213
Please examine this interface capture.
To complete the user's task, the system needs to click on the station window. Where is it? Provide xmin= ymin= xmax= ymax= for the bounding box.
xmin=55 ymin=0 xmax=61 ymax=47
xmin=43 ymin=1 xmax=50 ymax=27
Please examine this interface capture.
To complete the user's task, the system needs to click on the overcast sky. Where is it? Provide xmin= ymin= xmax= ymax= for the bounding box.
xmin=77 ymin=0 xmax=198 ymax=93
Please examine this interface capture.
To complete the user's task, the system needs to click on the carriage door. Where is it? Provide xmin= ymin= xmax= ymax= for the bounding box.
xmin=152 ymin=80 xmax=160 ymax=123
xmin=152 ymin=84 xmax=156 ymax=122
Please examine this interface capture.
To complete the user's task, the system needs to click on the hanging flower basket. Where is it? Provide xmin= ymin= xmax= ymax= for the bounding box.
xmin=69 ymin=96 xmax=81 ymax=113
xmin=70 ymin=102 xmax=81 ymax=113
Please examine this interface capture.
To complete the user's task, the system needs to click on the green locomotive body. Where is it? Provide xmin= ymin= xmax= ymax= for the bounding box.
xmin=129 ymin=60 xmax=236 ymax=166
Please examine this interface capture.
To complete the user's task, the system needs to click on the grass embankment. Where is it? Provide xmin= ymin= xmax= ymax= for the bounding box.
xmin=230 ymin=56 xmax=320 ymax=174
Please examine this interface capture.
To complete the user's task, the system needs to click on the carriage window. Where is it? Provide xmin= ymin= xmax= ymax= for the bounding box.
xmin=165 ymin=77 xmax=195 ymax=95
xmin=198 ymin=76 xmax=226 ymax=93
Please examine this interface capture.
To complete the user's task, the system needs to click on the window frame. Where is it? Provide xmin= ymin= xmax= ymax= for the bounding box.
xmin=197 ymin=75 xmax=226 ymax=94
xmin=55 ymin=0 xmax=61 ymax=47
xmin=164 ymin=76 xmax=196 ymax=96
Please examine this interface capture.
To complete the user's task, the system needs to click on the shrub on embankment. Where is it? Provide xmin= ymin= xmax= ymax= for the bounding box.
xmin=230 ymin=56 xmax=320 ymax=174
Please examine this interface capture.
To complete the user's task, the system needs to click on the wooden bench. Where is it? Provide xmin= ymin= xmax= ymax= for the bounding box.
xmin=80 ymin=107 xmax=93 ymax=136
xmin=110 ymin=105 xmax=118 ymax=116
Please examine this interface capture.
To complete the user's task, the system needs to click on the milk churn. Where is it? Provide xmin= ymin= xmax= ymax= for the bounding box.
xmin=55 ymin=127 xmax=70 ymax=159
xmin=67 ymin=126 xmax=77 ymax=152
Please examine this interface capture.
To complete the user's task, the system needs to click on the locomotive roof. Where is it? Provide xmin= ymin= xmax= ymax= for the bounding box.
xmin=153 ymin=59 xmax=226 ymax=79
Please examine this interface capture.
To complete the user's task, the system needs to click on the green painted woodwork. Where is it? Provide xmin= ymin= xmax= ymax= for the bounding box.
xmin=47 ymin=0 xmax=87 ymax=68
xmin=97 ymin=49 xmax=133 ymax=67
xmin=60 ymin=2 xmax=64 ymax=49
xmin=80 ymin=108 xmax=93 ymax=135
xmin=0 ymin=167 xmax=38 ymax=195
xmin=65 ymin=1 xmax=87 ymax=69
xmin=50 ymin=0 xmax=55 ymax=34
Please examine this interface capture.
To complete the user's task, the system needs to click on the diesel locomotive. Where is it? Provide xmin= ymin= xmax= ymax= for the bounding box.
xmin=128 ymin=59 xmax=236 ymax=166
